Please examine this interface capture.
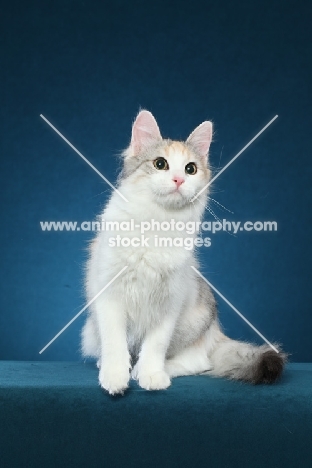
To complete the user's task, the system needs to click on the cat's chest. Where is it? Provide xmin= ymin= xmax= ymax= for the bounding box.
xmin=122 ymin=250 xmax=172 ymax=297
xmin=111 ymin=226 xmax=192 ymax=271
xmin=120 ymin=260 xmax=171 ymax=326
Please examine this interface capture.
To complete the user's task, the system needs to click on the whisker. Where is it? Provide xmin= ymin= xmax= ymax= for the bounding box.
xmin=207 ymin=196 xmax=234 ymax=214
xmin=206 ymin=206 xmax=222 ymax=223
xmin=89 ymin=188 xmax=111 ymax=200
xmin=218 ymin=145 xmax=224 ymax=169
xmin=205 ymin=206 xmax=236 ymax=238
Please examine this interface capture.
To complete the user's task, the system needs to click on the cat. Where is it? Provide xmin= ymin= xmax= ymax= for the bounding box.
xmin=81 ymin=110 xmax=286 ymax=395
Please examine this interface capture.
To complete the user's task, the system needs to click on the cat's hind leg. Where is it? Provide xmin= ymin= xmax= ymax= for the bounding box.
xmin=165 ymin=338 xmax=212 ymax=378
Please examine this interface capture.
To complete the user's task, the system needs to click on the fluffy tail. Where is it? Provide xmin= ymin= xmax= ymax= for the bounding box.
xmin=207 ymin=321 xmax=287 ymax=384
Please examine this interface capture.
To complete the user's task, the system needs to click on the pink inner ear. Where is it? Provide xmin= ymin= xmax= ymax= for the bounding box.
xmin=186 ymin=121 xmax=213 ymax=159
xmin=131 ymin=110 xmax=162 ymax=154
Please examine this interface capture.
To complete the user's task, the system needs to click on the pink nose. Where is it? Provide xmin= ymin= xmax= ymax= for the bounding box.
xmin=173 ymin=176 xmax=185 ymax=188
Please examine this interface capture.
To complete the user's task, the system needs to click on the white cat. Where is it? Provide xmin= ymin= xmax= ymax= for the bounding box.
xmin=81 ymin=110 xmax=285 ymax=395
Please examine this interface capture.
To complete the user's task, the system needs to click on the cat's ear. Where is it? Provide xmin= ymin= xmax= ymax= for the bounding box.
xmin=186 ymin=121 xmax=213 ymax=161
xmin=130 ymin=110 xmax=162 ymax=155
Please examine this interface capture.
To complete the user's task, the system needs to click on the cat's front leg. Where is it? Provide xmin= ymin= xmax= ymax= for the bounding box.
xmin=96 ymin=295 xmax=131 ymax=395
xmin=132 ymin=314 xmax=177 ymax=391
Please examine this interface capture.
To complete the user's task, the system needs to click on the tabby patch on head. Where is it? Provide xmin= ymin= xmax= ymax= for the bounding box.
xmin=120 ymin=110 xmax=213 ymax=209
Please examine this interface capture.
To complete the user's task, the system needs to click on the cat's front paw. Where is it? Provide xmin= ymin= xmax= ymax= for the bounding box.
xmin=137 ymin=370 xmax=171 ymax=391
xmin=99 ymin=366 xmax=130 ymax=395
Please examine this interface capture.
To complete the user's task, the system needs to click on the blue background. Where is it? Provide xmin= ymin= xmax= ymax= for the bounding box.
xmin=1 ymin=0 xmax=311 ymax=361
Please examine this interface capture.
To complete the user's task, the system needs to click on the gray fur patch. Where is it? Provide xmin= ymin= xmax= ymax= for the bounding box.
xmin=196 ymin=276 xmax=217 ymax=321
xmin=118 ymin=140 xmax=170 ymax=182
xmin=166 ymin=278 xmax=217 ymax=358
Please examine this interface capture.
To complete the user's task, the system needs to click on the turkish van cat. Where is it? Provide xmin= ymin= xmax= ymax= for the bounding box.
xmin=81 ymin=110 xmax=285 ymax=395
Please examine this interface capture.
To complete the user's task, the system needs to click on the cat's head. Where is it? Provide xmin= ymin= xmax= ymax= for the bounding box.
xmin=120 ymin=110 xmax=213 ymax=209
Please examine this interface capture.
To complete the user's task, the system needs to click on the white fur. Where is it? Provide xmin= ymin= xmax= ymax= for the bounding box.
xmin=83 ymin=185 xmax=205 ymax=393
xmin=81 ymin=111 xmax=284 ymax=394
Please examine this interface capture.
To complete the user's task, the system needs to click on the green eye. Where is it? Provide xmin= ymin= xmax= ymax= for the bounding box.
xmin=153 ymin=157 xmax=169 ymax=170
xmin=185 ymin=162 xmax=197 ymax=175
